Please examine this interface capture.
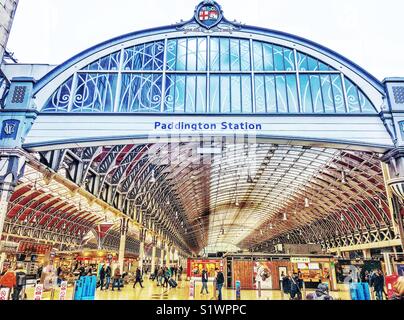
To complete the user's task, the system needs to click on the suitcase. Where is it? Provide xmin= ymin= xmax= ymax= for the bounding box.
xmin=168 ymin=279 xmax=177 ymax=288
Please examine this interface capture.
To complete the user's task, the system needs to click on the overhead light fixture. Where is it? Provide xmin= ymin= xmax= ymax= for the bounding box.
xmin=299 ymin=230 xmax=303 ymax=236
xmin=175 ymin=211 xmax=178 ymax=219
xmin=235 ymin=197 xmax=240 ymax=207
xmin=63 ymin=223 xmax=67 ymax=230
xmin=378 ymin=199 xmax=383 ymax=209
xmin=305 ymin=198 xmax=310 ymax=208
xmin=269 ymin=223 xmax=274 ymax=230
xmin=167 ymin=199 xmax=170 ymax=205
xmin=32 ymin=216 xmax=37 ymax=224
xmin=247 ymin=170 xmax=253 ymax=184
xmin=340 ymin=213 xmax=345 ymax=222
xmin=260 ymin=230 xmax=263 ymax=236
xmin=287 ymin=234 xmax=290 ymax=240
xmin=283 ymin=213 xmax=288 ymax=221
xmin=221 ymin=229 xmax=225 ymax=235
xmin=341 ymin=171 xmax=347 ymax=184
xmin=23 ymin=217 xmax=28 ymax=224
xmin=149 ymin=170 xmax=156 ymax=184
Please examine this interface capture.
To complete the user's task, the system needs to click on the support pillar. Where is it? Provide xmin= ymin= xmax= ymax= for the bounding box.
xmin=363 ymin=249 xmax=372 ymax=259
xmin=139 ymin=229 xmax=146 ymax=272
xmin=166 ymin=244 xmax=171 ymax=267
xmin=151 ymin=236 xmax=157 ymax=273
xmin=118 ymin=218 xmax=129 ymax=272
xmin=161 ymin=244 xmax=165 ymax=266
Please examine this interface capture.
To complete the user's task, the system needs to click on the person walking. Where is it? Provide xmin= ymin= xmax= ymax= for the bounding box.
xmin=13 ymin=263 xmax=27 ymax=301
xmin=112 ymin=267 xmax=122 ymax=291
xmin=163 ymin=267 xmax=171 ymax=288
xmin=215 ymin=268 xmax=225 ymax=300
xmin=372 ymin=269 xmax=385 ymax=300
xmin=104 ymin=264 xmax=112 ymax=290
xmin=99 ymin=264 xmax=106 ymax=290
xmin=290 ymin=272 xmax=302 ymax=300
xmin=133 ymin=267 xmax=144 ymax=288
xmin=281 ymin=273 xmax=291 ymax=299
xmin=200 ymin=268 xmax=209 ymax=295
xmin=157 ymin=267 xmax=164 ymax=286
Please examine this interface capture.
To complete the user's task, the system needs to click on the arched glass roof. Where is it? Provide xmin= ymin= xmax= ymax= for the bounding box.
xmin=42 ymin=36 xmax=376 ymax=115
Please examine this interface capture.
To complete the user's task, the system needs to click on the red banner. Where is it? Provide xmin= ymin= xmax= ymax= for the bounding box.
xmin=385 ymin=274 xmax=400 ymax=299
xmin=17 ymin=241 xmax=53 ymax=254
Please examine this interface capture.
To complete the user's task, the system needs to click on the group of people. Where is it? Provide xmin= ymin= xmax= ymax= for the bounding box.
xmin=151 ymin=265 xmax=183 ymax=288
xmin=281 ymin=271 xmax=334 ymax=300
xmin=362 ymin=269 xmax=386 ymax=300
xmin=0 ymin=263 xmax=27 ymax=300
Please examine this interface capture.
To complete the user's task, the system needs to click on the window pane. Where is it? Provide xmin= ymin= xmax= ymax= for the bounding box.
xmin=230 ymin=39 xmax=240 ymax=71
xmin=284 ymin=48 xmax=295 ymax=71
xmin=297 ymin=52 xmax=308 ymax=71
xmin=174 ymin=75 xmax=186 ymax=112
xmin=220 ymin=38 xmax=230 ymax=71
xmin=197 ymin=38 xmax=207 ymax=71
xmin=210 ymin=76 xmax=220 ymax=113
xmin=167 ymin=40 xmax=177 ymax=71
xmin=240 ymin=40 xmax=251 ymax=71
xmin=299 ymin=75 xmax=313 ymax=113
xmin=255 ymin=75 xmax=266 ymax=113
xmin=176 ymin=39 xmax=187 ymax=71
xmin=185 ymin=76 xmax=196 ymax=113
xmin=265 ymin=76 xmax=277 ymax=112
xmin=253 ymin=41 xmax=264 ymax=71
xmin=273 ymin=46 xmax=285 ymax=71
xmin=358 ymin=90 xmax=375 ymax=113
xmin=221 ymin=76 xmax=231 ymax=113
xmin=276 ymin=75 xmax=287 ymax=113
xmin=231 ymin=76 xmax=241 ymax=113
xmin=164 ymin=75 xmax=176 ymax=112
xmin=187 ymin=38 xmax=197 ymax=71
xmin=331 ymin=75 xmax=346 ymax=113
xmin=241 ymin=75 xmax=252 ymax=113
xmin=310 ymin=75 xmax=324 ymax=113
xmin=286 ymin=75 xmax=299 ymax=113
xmin=344 ymin=77 xmax=361 ymax=113
xmin=210 ymin=38 xmax=220 ymax=71
xmin=196 ymin=76 xmax=207 ymax=113
xmin=263 ymin=43 xmax=274 ymax=71
xmin=320 ymin=75 xmax=335 ymax=113
xmin=307 ymin=56 xmax=319 ymax=71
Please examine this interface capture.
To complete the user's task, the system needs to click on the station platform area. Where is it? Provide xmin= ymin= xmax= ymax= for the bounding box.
xmin=23 ymin=278 xmax=351 ymax=301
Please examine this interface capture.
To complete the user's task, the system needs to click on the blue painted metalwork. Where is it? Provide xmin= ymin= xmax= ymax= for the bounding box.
xmin=42 ymin=36 xmax=376 ymax=115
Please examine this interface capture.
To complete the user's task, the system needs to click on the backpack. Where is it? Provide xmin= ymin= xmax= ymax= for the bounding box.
xmin=16 ymin=272 xmax=27 ymax=287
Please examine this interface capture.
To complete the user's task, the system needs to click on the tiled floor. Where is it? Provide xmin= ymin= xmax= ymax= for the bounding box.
xmin=24 ymin=278 xmax=352 ymax=300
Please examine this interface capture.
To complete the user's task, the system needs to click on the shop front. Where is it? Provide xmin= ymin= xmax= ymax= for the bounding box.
xmin=187 ymin=258 xmax=223 ymax=280
xmin=224 ymin=253 xmax=337 ymax=291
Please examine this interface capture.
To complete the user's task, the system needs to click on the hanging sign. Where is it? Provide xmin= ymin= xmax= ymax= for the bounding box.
xmin=291 ymin=257 xmax=311 ymax=263
xmin=34 ymin=284 xmax=44 ymax=300
xmin=59 ymin=281 xmax=68 ymax=300
xmin=0 ymin=288 xmax=10 ymax=301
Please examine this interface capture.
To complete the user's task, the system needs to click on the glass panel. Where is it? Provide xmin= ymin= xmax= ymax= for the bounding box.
xmin=43 ymin=77 xmax=74 ymax=112
xmin=220 ymin=76 xmax=231 ymax=113
xmin=197 ymin=38 xmax=207 ymax=71
xmin=331 ymin=75 xmax=346 ymax=113
xmin=230 ymin=39 xmax=240 ymax=71
xmin=73 ymin=73 xmax=117 ymax=112
xmin=153 ymin=41 xmax=165 ymax=71
xmin=297 ymin=52 xmax=308 ymax=71
xmin=263 ymin=43 xmax=274 ymax=71
xmin=253 ymin=41 xmax=264 ymax=71
xmin=220 ymin=38 xmax=230 ymax=71
xmin=210 ymin=38 xmax=220 ymax=71
xmin=255 ymin=75 xmax=266 ymax=113
xmin=231 ymin=76 xmax=241 ymax=113
xmin=185 ymin=75 xmax=196 ymax=113
xmin=176 ymin=39 xmax=187 ymax=71
xmin=307 ymin=56 xmax=319 ymax=71
xmin=273 ymin=45 xmax=285 ymax=71
xmin=196 ymin=76 xmax=207 ymax=113
xmin=167 ymin=40 xmax=177 ymax=71
xmin=344 ymin=77 xmax=361 ymax=113
xmin=240 ymin=40 xmax=251 ymax=71
xmin=276 ymin=75 xmax=287 ymax=113
xmin=84 ymin=51 xmax=121 ymax=71
xmin=241 ymin=75 xmax=252 ymax=113
xmin=358 ymin=90 xmax=375 ymax=113
xmin=187 ymin=38 xmax=197 ymax=71
xmin=210 ymin=76 xmax=220 ymax=113
xmin=265 ymin=76 xmax=277 ymax=112
xmin=319 ymin=62 xmax=330 ymax=71
xmin=299 ymin=75 xmax=313 ymax=113
xmin=310 ymin=75 xmax=324 ymax=113
xmin=320 ymin=75 xmax=335 ymax=113
xmin=283 ymin=48 xmax=295 ymax=71
xmin=286 ymin=75 xmax=299 ymax=113
xmin=164 ymin=75 xmax=176 ymax=112
xmin=174 ymin=75 xmax=186 ymax=112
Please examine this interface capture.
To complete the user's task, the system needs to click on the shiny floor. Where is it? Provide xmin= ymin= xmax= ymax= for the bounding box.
xmin=24 ymin=278 xmax=352 ymax=300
